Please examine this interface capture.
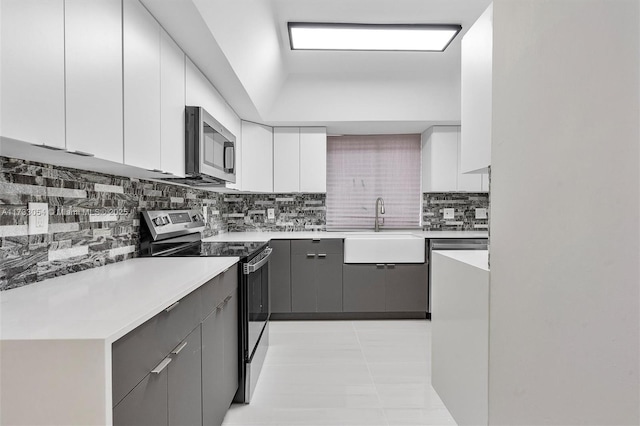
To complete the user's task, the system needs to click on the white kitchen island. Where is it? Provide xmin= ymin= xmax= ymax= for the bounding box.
xmin=431 ymin=250 xmax=489 ymax=426
xmin=0 ymin=257 xmax=238 ymax=426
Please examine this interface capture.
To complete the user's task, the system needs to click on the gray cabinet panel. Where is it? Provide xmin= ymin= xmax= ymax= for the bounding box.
xmin=223 ymin=290 xmax=239 ymax=402
xmin=343 ymin=264 xmax=386 ymax=312
xmin=316 ymin=254 xmax=343 ymax=312
xmin=385 ymin=264 xmax=428 ymax=312
xmin=291 ymin=254 xmax=317 ymax=312
xmin=168 ymin=327 xmax=202 ymax=426
xmin=202 ymin=306 xmax=225 ymax=426
xmin=270 ymin=240 xmax=291 ymax=313
xmin=291 ymin=239 xmax=343 ymax=256
xmin=113 ymin=369 xmax=168 ymax=426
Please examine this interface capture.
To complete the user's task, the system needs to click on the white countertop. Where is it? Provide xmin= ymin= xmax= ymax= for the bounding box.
xmin=433 ymin=250 xmax=490 ymax=271
xmin=203 ymin=230 xmax=488 ymax=242
xmin=0 ymin=257 xmax=239 ymax=342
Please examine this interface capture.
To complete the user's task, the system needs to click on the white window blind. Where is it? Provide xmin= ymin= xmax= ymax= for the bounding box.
xmin=326 ymin=134 xmax=421 ymax=230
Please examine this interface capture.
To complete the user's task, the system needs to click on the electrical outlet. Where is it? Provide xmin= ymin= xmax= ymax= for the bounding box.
xmin=443 ymin=208 xmax=455 ymax=219
xmin=202 ymin=205 xmax=208 ymax=221
xmin=267 ymin=208 xmax=275 ymax=220
xmin=475 ymin=208 xmax=488 ymax=219
xmin=28 ymin=202 xmax=49 ymax=235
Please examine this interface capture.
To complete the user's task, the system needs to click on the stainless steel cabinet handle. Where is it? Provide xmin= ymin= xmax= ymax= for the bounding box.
xmin=387 ymin=264 xmax=396 ymax=267
xmin=149 ymin=168 xmax=164 ymax=173
xmin=376 ymin=264 xmax=385 ymax=267
xmin=312 ymin=238 xmax=321 ymax=242
xmin=317 ymin=253 xmax=327 ymax=258
xmin=224 ymin=295 xmax=232 ymax=303
xmin=35 ymin=143 xmax=65 ymax=151
xmin=171 ymin=341 xmax=188 ymax=355
xmin=306 ymin=253 xmax=315 ymax=258
xmin=151 ymin=358 xmax=172 ymax=374
xmin=165 ymin=301 xmax=180 ymax=313
xmin=70 ymin=150 xmax=95 ymax=157
xmin=223 ymin=267 xmax=230 ymax=273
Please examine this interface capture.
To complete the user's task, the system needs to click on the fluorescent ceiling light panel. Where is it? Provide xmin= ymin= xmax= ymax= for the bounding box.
xmin=288 ymin=23 xmax=462 ymax=52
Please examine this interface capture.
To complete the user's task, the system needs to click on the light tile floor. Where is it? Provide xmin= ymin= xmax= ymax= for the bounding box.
xmin=222 ymin=320 xmax=456 ymax=426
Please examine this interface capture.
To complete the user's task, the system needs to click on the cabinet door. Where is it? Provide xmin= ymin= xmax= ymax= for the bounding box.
xmin=385 ymin=264 xmax=428 ymax=312
xmin=168 ymin=327 xmax=202 ymax=426
xmin=273 ymin=128 xmax=300 ymax=192
xmin=316 ymin=254 xmax=343 ymax=312
xmin=65 ymin=0 xmax=123 ymax=162
xmin=456 ymin=128 xmax=483 ymax=191
xmin=201 ymin=306 xmax=226 ymax=426
xmin=241 ymin=121 xmax=274 ymax=192
xmin=123 ymin=0 xmax=161 ymax=170
xmin=343 ymin=264 xmax=386 ymax=312
xmin=291 ymin=254 xmax=317 ymax=312
xmin=270 ymin=240 xmax=292 ymax=313
xmin=1 ymin=0 xmax=66 ymax=148
xmin=422 ymin=126 xmax=458 ymax=192
xmin=299 ymin=127 xmax=327 ymax=192
xmin=160 ymin=29 xmax=186 ymax=177
xmin=113 ymin=369 xmax=168 ymax=426
xmin=223 ymin=291 xmax=239 ymax=402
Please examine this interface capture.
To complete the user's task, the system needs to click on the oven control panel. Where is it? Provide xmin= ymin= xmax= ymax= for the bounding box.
xmin=141 ymin=209 xmax=205 ymax=240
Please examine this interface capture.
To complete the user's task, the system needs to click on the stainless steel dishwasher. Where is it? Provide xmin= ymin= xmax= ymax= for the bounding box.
xmin=427 ymin=238 xmax=488 ymax=316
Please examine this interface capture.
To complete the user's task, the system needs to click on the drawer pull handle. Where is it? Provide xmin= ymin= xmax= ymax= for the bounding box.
xmin=171 ymin=341 xmax=188 ymax=355
xmin=318 ymin=253 xmax=327 ymax=258
xmin=151 ymin=358 xmax=172 ymax=374
xmin=165 ymin=301 xmax=180 ymax=313
xmin=387 ymin=264 xmax=396 ymax=267
xmin=223 ymin=267 xmax=230 ymax=273
xmin=306 ymin=253 xmax=315 ymax=258
xmin=224 ymin=295 xmax=232 ymax=303
xmin=376 ymin=264 xmax=385 ymax=268
xmin=312 ymin=238 xmax=321 ymax=242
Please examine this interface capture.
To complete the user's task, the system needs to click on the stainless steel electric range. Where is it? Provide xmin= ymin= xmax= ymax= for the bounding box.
xmin=139 ymin=209 xmax=271 ymax=404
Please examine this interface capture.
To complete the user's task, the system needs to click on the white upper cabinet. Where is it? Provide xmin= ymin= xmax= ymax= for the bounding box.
xmin=460 ymin=3 xmax=493 ymax=174
xmin=422 ymin=126 xmax=486 ymax=192
xmin=273 ymin=128 xmax=300 ymax=192
xmin=1 ymin=0 xmax=66 ymax=149
xmin=241 ymin=121 xmax=273 ymax=193
xmin=160 ymin=30 xmax=186 ymax=177
xmin=299 ymin=127 xmax=327 ymax=192
xmin=273 ymin=127 xmax=327 ymax=193
xmin=422 ymin=126 xmax=459 ymax=192
xmin=123 ymin=0 xmax=161 ymax=170
xmin=65 ymin=0 xmax=123 ymax=162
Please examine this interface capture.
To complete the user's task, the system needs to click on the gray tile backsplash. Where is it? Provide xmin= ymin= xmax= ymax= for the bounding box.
xmin=1 ymin=155 xmax=491 ymax=290
xmin=225 ymin=193 xmax=326 ymax=232
xmin=0 ymin=156 xmax=226 ymax=290
xmin=422 ymin=192 xmax=490 ymax=231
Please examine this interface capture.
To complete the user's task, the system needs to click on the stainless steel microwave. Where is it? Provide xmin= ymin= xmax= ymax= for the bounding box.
xmin=184 ymin=106 xmax=236 ymax=185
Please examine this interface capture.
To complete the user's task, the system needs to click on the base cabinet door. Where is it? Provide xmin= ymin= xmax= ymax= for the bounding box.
xmin=385 ymin=264 xmax=428 ymax=312
xmin=291 ymin=254 xmax=317 ymax=312
xmin=113 ymin=369 xmax=168 ymax=426
xmin=270 ymin=240 xmax=292 ymax=313
xmin=343 ymin=264 xmax=385 ymax=312
xmin=168 ymin=327 xmax=202 ymax=426
xmin=202 ymin=306 xmax=226 ymax=426
xmin=316 ymin=254 xmax=343 ymax=312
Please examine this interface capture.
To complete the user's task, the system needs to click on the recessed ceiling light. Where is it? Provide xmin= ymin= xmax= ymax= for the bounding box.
xmin=288 ymin=23 xmax=462 ymax=52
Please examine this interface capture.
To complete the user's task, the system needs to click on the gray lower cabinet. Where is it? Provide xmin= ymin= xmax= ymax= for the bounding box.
xmin=385 ymin=264 xmax=427 ymax=312
xmin=113 ymin=266 xmax=238 ymax=426
xmin=202 ymin=288 xmax=238 ymax=426
xmin=343 ymin=264 xmax=386 ymax=312
xmin=343 ymin=264 xmax=427 ymax=313
xmin=113 ymin=367 xmax=168 ymax=426
xmin=291 ymin=239 xmax=343 ymax=313
xmin=270 ymin=240 xmax=291 ymax=313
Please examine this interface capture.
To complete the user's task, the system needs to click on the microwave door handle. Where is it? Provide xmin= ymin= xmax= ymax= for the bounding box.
xmin=224 ymin=144 xmax=235 ymax=173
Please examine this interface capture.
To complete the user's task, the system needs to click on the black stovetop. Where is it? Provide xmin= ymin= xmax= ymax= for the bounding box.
xmin=161 ymin=240 xmax=268 ymax=260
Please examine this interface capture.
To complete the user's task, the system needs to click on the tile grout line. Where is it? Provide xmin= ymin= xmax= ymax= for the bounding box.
xmin=351 ymin=321 xmax=390 ymax=426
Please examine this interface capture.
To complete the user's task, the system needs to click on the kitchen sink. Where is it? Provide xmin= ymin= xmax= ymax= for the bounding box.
xmin=343 ymin=234 xmax=425 ymax=263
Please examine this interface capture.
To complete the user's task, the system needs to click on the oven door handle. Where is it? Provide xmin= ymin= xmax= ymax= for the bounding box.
xmin=243 ymin=247 xmax=273 ymax=275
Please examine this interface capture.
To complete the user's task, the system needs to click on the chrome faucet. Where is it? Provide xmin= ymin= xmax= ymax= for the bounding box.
xmin=374 ymin=197 xmax=385 ymax=232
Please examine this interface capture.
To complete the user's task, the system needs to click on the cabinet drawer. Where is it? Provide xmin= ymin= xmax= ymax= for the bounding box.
xmin=200 ymin=264 xmax=238 ymax=318
xmin=291 ymin=239 xmax=343 ymax=256
xmin=112 ymin=288 xmax=201 ymax=406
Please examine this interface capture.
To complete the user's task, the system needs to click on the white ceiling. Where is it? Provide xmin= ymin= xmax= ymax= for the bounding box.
xmin=143 ymin=0 xmax=492 ymax=134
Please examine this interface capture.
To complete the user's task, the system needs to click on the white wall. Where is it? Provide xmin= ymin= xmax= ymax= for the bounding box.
xmin=489 ymin=1 xmax=639 ymax=424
